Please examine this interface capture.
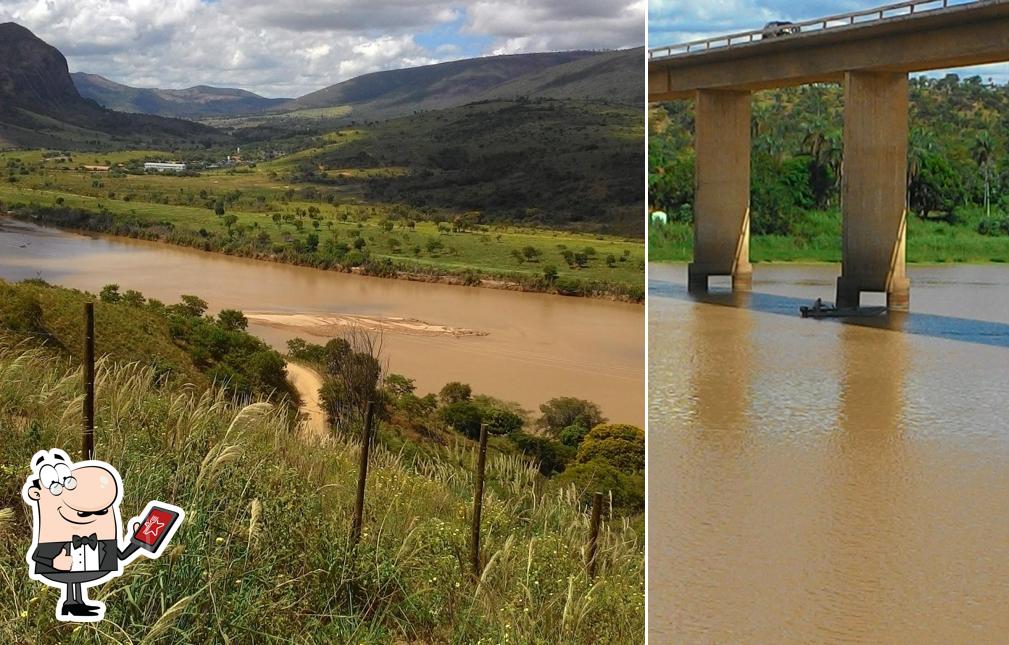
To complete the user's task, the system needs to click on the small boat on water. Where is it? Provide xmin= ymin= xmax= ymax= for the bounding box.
xmin=799 ymin=299 xmax=887 ymax=318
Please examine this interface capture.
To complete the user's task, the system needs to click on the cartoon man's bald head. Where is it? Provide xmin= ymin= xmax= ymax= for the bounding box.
xmin=24 ymin=450 xmax=122 ymax=544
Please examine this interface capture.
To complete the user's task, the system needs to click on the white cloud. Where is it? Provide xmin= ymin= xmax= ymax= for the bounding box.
xmin=0 ymin=0 xmax=644 ymax=97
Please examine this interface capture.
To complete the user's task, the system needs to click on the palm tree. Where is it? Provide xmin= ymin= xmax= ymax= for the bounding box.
xmin=972 ymin=130 xmax=995 ymax=218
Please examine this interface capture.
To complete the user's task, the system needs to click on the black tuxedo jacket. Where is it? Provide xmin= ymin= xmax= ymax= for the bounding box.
xmin=30 ymin=539 xmax=123 ymax=575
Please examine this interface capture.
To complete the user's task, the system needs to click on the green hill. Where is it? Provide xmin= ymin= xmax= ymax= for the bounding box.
xmin=291 ymin=98 xmax=645 ymax=235
xmin=278 ymin=51 xmax=600 ymax=117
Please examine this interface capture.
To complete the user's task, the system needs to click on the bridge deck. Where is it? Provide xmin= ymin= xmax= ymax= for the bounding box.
xmin=649 ymin=0 xmax=1009 ymax=100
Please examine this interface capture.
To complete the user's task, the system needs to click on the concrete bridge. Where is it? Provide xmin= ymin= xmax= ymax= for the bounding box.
xmin=649 ymin=0 xmax=1009 ymax=309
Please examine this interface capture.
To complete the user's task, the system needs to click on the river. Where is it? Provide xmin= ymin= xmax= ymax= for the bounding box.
xmin=0 ymin=218 xmax=644 ymax=425
xmin=649 ymin=262 xmax=1009 ymax=642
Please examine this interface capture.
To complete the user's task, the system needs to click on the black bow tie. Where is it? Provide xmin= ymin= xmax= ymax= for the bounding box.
xmin=72 ymin=533 xmax=97 ymax=549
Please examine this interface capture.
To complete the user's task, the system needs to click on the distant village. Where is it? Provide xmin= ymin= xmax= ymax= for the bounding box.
xmin=41 ymin=147 xmax=283 ymax=175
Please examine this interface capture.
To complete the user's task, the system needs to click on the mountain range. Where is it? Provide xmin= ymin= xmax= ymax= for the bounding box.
xmin=0 ymin=22 xmax=642 ymax=152
xmin=71 ymin=73 xmax=290 ymax=119
xmin=69 ymin=47 xmax=643 ymax=122
xmin=0 ymin=22 xmax=220 ymax=149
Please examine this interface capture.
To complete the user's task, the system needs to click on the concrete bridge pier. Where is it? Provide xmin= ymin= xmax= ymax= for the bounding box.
xmin=836 ymin=71 xmax=910 ymax=311
xmin=688 ymin=89 xmax=753 ymax=293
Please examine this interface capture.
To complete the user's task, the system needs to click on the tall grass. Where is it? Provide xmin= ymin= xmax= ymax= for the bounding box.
xmin=0 ymin=344 xmax=643 ymax=643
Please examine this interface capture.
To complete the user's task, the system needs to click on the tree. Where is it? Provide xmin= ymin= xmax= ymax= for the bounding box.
xmin=543 ymin=264 xmax=558 ymax=283
xmin=482 ymin=407 xmax=524 ymax=435
xmin=214 ymin=199 xmax=226 ymax=216
xmin=319 ymin=329 xmax=385 ymax=431
xmin=122 ymin=289 xmax=146 ymax=307
xmin=538 ymin=397 xmax=606 ymax=436
xmin=175 ymin=295 xmax=209 ymax=318
xmin=217 ymin=309 xmax=248 ymax=331
xmin=440 ymin=401 xmax=482 ymax=438
xmin=99 ymin=284 xmax=121 ymax=303
xmin=439 ymin=381 xmax=472 ymax=405
xmin=559 ymin=424 xmax=590 ymax=447
xmin=384 ymin=373 xmax=416 ymax=398
xmin=973 ymin=130 xmax=995 ymax=218
xmin=575 ymin=424 xmax=644 ymax=473
xmin=508 ymin=431 xmax=575 ymax=475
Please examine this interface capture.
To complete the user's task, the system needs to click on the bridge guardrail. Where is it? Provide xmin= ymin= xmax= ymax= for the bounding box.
xmin=648 ymin=0 xmax=982 ymax=61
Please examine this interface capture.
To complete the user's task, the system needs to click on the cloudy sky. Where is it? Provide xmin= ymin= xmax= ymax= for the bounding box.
xmin=0 ymin=0 xmax=645 ymax=98
xmin=648 ymin=0 xmax=1009 ymax=83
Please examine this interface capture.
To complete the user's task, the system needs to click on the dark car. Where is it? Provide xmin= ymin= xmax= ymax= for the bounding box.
xmin=762 ymin=21 xmax=800 ymax=39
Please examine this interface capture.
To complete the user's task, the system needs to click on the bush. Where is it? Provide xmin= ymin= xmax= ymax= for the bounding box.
xmin=439 ymin=381 xmax=472 ymax=405
xmin=575 ymin=424 xmax=645 ymax=473
xmin=440 ymin=400 xmax=482 ymax=439
xmin=0 ymin=284 xmax=43 ymax=333
xmin=553 ymin=461 xmax=644 ymax=512
xmin=538 ymin=397 xmax=606 ymax=436
xmin=559 ymin=424 xmax=590 ymax=447
xmin=507 ymin=431 xmax=575 ymax=475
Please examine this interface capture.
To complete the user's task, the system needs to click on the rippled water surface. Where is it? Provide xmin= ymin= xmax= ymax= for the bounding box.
xmin=649 ymin=262 xmax=1009 ymax=642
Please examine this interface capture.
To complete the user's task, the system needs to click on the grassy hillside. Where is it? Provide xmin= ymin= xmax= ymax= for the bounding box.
xmin=0 ymin=279 xmax=294 ymax=402
xmin=477 ymin=48 xmax=643 ymax=107
xmin=288 ymin=99 xmax=645 ymax=235
xmin=0 ymin=340 xmax=644 ymax=643
xmin=279 ymin=51 xmax=599 ymax=117
xmin=0 ymin=279 xmax=207 ymax=386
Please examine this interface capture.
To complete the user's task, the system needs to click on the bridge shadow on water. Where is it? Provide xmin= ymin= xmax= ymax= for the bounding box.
xmin=649 ymin=279 xmax=1009 ymax=350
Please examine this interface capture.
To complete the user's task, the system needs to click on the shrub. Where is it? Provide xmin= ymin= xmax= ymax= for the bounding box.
xmin=554 ymin=460 xmax=644 ymax=512
xmin=538 ymin=397 xmax=606 ymax=436
xmin=575 ymin=424 xmax=645 ymax=473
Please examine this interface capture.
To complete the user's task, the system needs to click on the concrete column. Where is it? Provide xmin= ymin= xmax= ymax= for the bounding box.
xmin=689 ymin=89 xmax=752 ymax=293
xmin=837 ymin=71 xmax=910 ymax=311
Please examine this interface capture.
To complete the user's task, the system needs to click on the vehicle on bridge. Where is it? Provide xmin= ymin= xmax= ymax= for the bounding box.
xmin=762 ymin=21 xmax=800 ymax=38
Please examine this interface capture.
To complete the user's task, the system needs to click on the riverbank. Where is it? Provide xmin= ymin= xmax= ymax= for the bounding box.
xmin=0 ymin=184 xmax=644 ymax=302
xmin=650 ymin=212 xmax=1009 ymax=265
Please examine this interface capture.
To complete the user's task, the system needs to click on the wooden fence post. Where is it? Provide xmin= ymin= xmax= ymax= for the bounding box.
xmin=470 ymin=423 xmax=489 ymax=577
xmin=350 ymin=400 xmax=375 ymax=547
xmin=83 ymin=302 xmax=95 ymax=461
xmin=587 ymin=491 xmax=603 ymax=578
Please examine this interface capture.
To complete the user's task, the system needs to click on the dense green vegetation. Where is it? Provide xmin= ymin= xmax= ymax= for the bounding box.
xmin=0 ymin=281 xmax=644 ymax=642
xmin=649 ymin=75 xmax=1009 ymax=263
xmin=292 ymin=100 xmax=644 ymax=235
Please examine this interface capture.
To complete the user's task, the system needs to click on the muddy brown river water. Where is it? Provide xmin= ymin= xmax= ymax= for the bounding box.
xmin=0 ymin=218 xmax=644 ymax=424
xmin=650 ymin=262 xmax=1009 ymax=642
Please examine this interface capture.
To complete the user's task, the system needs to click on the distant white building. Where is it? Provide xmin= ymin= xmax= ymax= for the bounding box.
xmin=144 ymin=162 xmax=186 ymax=172
xmin=650 ymin=211 xmax=668 ymax=225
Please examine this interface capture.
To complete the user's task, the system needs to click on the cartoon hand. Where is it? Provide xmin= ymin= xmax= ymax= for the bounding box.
xmin=53 ymin=546 xmax=73 ymax=571
xmin=131 ymin=520 xmax=141 ymax=535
